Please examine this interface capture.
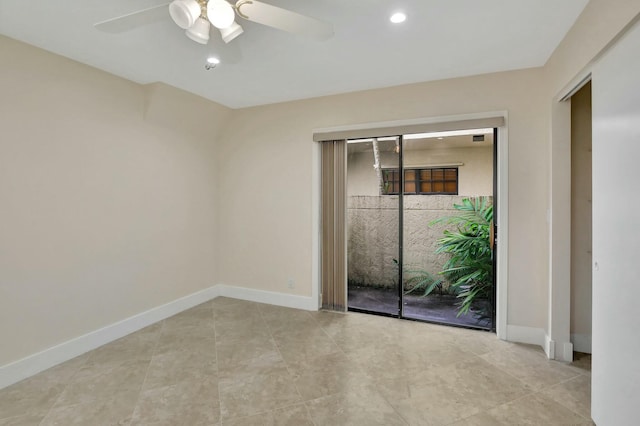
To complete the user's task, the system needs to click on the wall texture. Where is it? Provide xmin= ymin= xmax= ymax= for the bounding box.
xmin=0 ymin=36 xmax=231 ymax=366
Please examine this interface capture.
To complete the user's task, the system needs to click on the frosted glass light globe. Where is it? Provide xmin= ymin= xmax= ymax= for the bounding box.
xmin=207 ymin=0 xmax=235 ymax=29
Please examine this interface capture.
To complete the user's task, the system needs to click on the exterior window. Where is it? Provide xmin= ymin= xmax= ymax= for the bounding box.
xmin=382 ymin=167 xmax=458 ymax=195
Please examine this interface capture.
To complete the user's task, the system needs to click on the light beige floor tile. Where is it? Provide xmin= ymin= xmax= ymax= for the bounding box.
xmin=386 ymin=358 xmax=532 ymax=425
xmin=190 ymin=301 xmax=214 ymax=310
xmin=43 ymin=353 xmax=92 ymax=380
xmin=154 ymin=326 xmax=216 ymax=355
xmin=216 ymin=334 xmax=281 ymax=374
xmin=259 ymin=305 xmax=319 ymax=333
xmin=308 ymin=310 xmax=352 ymax=328
xmin=321 ymin=322 xmax=398 ymax=353
xmin=287 ymin=351 xmax=373 ymax=401
xmin=130 ymin=378 xmax=220 ymax=425
xmin=268 ymin=318 xmax=325 ymax=341
xmin=347 ymin=341 xmax=475 ymax=382
xmin=143 ymin=346 xmax=218 ymax=391
xmin=257 ymin=303 xmax=305 ymax=316
xmin=3 ymin=300 xmax=594 ymax=426
xmin=0 ymin=414 xmax=45 ymax=425
xmin=452 ymin=393 xmax=593 ymax=426
xmin=212 ymin=297 xmax=257 ymax=309
xmin=214 ymin=305 xmax=263 ymax=325
xmin=40 ymin=394 xmax=137 ymax=426
xmin=272 ymin=326 xmax=342 ymax=364
xmin=380 ymin=357 xmax=530 ymax=403
xmin=305 ymin=385 xmax=407 ymax=426
xmin=392 ymin=396 xmax=475 ymax=426
xmin=217 ymin=349 xmax=286 ymax=383
xmin=85 ymin=325 xmax=160 ymax=366
xmin=317 ymin=309 xmax=392 ymax=326
xmin=449 ymin=329 xmax=512 ymax=356
xmin=219 ymin=364 xmax=301 ymax=419
xmin=162 ymin=306 xmax=214 ymax=330
xmin=542 ymin=374 xmax=592 ymax=420
xmin=54 ymin=358 xmax=148 ymax=407
xmin=214 ymin=315 xmax=271 ymax=344
xmin=480 ymin=343 xmax=582 ymax=389
xmin=0 ymin=380 xmax=64 ymax=420
xmin=223 ymin=403 xmax=313 ymax=426
xmin=0 ymin=354 xmax=88 ymax=418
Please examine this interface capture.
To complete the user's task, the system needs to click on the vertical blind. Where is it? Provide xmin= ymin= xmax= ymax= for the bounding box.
xmin=321 ymin=140 xmax=347 ymax=311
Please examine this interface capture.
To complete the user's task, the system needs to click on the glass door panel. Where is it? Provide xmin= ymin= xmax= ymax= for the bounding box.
xmin=346 ymin=137 xmax=401 ymax=316
xmin=401 ymin=131 xmax=495 ymax=329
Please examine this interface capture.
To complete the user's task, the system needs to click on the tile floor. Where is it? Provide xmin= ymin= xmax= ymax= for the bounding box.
xmin=0 ymin=297 xmax=593 ymax=425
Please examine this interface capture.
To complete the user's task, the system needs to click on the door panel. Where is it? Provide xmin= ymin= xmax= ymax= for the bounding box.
xmin=591 ymin=20 xmax=640 ymax=426
xmin=401 ymin=133 xmax=495 ymax=329
xmin=346 ymin=137 xmax=400 ymax=316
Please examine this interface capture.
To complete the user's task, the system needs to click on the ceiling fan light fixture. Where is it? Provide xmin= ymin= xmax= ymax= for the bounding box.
xmin=219 ymin=21 xmax=244 ymax=43
xmin=169 ymin=0 xmax=202 ymax=29
xmin=186 ymin=17 xmax=210 ymax=44
xmin=207 ymin=0 xmax=236 ymax=29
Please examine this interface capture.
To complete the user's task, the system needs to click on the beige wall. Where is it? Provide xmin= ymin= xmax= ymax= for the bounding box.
xmin=216 ymin=67 xmax=549 ymax=330
xmin=347 ymin=145 xmax=493 ymax=197
xmin=0 ymin=36 xmax=231 ymax=366
xmin=544 ymin=0 xmax=640 ymax=97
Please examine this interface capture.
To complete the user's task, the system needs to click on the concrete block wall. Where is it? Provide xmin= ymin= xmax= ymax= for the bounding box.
xmin=347 ymin=195 xmax=492 ymax=288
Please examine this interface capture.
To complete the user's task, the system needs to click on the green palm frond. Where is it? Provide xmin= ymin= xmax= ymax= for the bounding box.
xmin=431 ymin=197 xmax=494 ymax=318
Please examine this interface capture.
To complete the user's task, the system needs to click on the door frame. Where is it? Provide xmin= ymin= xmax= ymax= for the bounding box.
xmin=313 ymin=111 xmax=509 ymax=339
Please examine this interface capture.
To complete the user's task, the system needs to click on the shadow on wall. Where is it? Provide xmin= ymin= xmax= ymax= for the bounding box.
xmin=347 ymin=195 xmax=493 ymax=288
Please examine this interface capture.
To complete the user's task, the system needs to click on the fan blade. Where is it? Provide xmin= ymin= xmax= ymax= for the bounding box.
xmin=94 ymin=3 xmax=170 ymax=34
xmin=235 ymin=0 xmax=333 ymax=41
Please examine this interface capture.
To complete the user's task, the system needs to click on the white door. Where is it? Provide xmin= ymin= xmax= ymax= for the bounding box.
xmin=591 ymin=20 xmax=640 ymax=426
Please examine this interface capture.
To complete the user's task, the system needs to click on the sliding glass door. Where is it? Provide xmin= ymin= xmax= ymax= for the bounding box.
xmin=345 ymin=129 xmax=496 ymax=330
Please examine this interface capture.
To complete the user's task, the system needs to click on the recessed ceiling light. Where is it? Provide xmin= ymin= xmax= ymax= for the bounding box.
xmin=205 ymin=56 xmax=220 ymax=70
xmin=390 ymin=12 xmax=407 ymax=24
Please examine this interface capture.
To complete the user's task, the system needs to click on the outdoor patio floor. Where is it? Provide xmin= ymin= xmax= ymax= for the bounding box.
xmin=348 ymin=285 xmax=492 ymax=329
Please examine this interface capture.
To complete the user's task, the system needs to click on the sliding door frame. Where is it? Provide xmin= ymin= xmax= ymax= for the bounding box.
xmin=314 ymin=112 xmax=508 ymax=339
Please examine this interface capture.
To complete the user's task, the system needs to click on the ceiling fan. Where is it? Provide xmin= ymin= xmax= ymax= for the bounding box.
xmin=95 ymin=0 xmax=334 ymax=45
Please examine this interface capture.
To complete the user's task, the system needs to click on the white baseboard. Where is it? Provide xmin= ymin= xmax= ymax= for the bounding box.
xmin=0 ymin=285 xmax=220 ymax=390
xmin=545 ymin=335 xmax=556 ymax=360
xmin=545 ymin=338 xmax=574 ymax=362
xmin=506 ymin=325 xmax=546 ymax=350
xmin=217 ymin=284 xmax=319 ymax=311
xmin=571 ymin=333 xmax=592 ymax=354
xmin=505 ymin=325 xmax=575 ymax=361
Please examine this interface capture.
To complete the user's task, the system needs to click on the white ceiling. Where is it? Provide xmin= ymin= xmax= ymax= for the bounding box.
xmin=0 ymin=0 xmax=589 ymax=109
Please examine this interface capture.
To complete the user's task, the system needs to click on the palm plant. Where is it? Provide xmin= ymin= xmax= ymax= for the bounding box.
xmin=403 ymin=267 xmax=446 ymax=296
xmin=432 ymin=197 xmax=493 ymax=317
